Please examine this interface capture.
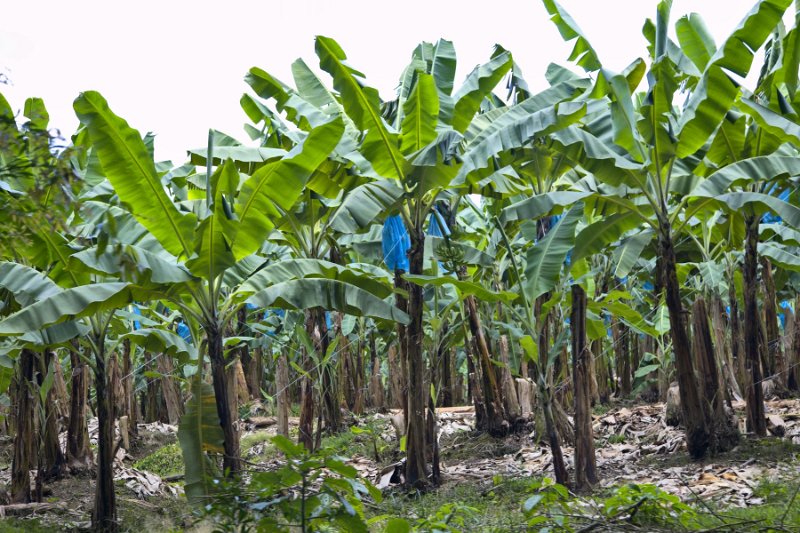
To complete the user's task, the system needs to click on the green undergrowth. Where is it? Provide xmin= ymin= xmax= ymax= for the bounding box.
xmin=0 ymin=519 xmax=53 ymax=533
xmin=370 ymin=473 xmax=800 ymax=532
xmin=642 ymin=436 xmax=800 ymax=470
xmin=371 ymin=476 xmax=530 ymax=531
xmin=133 ymin=442 xmax=184 ymax=478
xmin=320 ymin=418 xmax=397 ymax=464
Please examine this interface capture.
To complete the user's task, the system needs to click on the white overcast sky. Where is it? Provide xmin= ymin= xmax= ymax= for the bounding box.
xmin=0 ymin=0 xmax=777 ymax=163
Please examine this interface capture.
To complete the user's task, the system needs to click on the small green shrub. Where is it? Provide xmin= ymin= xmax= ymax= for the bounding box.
xmin=602 ymin=483 xmax=697 ymax=528
xmin=203 ymin=435 xmax=381 ymax=532
xmin=607 ymin=434 xmax=626 ymax=444
xmin=133 ymin=442 xmax=184 ymax=478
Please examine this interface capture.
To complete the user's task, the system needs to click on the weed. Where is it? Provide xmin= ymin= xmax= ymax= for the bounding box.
xmin=133 ymin=442 xmax=183 ymax=478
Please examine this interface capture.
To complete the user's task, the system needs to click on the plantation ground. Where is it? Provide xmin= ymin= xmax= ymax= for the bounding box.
xmin=1 ymin=398 xmax=799 ymax=532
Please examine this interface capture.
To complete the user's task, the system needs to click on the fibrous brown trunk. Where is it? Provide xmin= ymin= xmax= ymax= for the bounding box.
xmin=710 ymin=296 xmax=741 ymax=401
xmin=237 ymin=307 xmax=262 ymax=400
xmin=208 ymin=325 xmax=241 ymax=474
xmin=498 ymin=335 xmax=521 ymax=420
xmin=67 ymin=345 xmax=92 ymax=472
xmin=157 ymin=356 xmax=182 ymax=425
xmin=612 ymin=319 xmax=631 ymax=397
xmin=387 ymin=343 xmax=404 ymax=409
xmin=404 ymin=230 xmax=430 ymax=488
xmin=463 ymin=284 xmax=508 ymax=436
xmin=659 ymin=223 xmax=710 ymax=458
xmin=691 ymin=298 xmax=739 ymax=453
xmin=761 ymin=258 xmax=785 ymax=386
xmin=38 ymin=352 xmax=66 ymax=481
xmin=11 ymin=349 xmax=36 ymax=504
xmin=119 ymin=340 xmax=137 ymax=443
xmin=276 ymin=350 xmax=290 ymax=437
xmin=92 ymin=342 xmax=117 ymax=532
xmin=790 ymin=300 xmax=800 ymax=391
xmin=744 ymin=215 xmax=767 ymax=436
xmin=394 ymin=272 xmax=410 ymax=426
xmin=572 ymin=285 xmax=598 ymax=492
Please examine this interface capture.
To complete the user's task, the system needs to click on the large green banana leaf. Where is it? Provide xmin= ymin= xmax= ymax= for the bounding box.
xmin=238 ymin=258 xmax=394 ymax=300
xmin=232 ymin=117 xmax=344 ymax=260
xmin=246 ymin=278 xmax=409 ymax=324
xmin=74 ymin=91 xmax=197 ymax=258
xmin=400 ymin=72 xmax=439 ymax=155
xmin=70 ymin=245 xmax=194 ymax=285
xmin=501 ymin=191 xmax=593 ymax=223
xmin=315 ymin=36 xmax=406 ymax=180
xmin=178 ymin=376 xmax=224 ymax=506
xmin=0 ymin=282 xmax=138 ymax=335
xmin=524 ymin=203 xmax=583 ymax=301
xmin=447 ymin=51 xmax=512 ymax=132
xmin=186 ymin=159 xmax=239 ymax=278
xmin=0 ymin=262 xmax=62 ymax=306
xmin=456 ymin=100 xmax=587 ymax=186
xmin=328 ymin=180 xmax=404 ymax=234
xmin=690 ymin=156 xmax=800 ymax=196
xmin=123 ymin=327 xmax=197 ymax=361
xmin=404 ymin=275 xmax=518 ymax=303
xmin=676 ymin=0 xmax=791 ymax=157
xmin=542 ymin=0 xmax=601 ymax=72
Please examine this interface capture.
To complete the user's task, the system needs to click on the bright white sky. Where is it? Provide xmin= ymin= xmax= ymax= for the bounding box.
xmin=0 ymin=0 xmax=775 ymax=163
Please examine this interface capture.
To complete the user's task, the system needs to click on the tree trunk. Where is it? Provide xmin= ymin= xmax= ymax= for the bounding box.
xmin=572 ymin=285 xmax=598 ymax=492
xmin=728 ymin=267 xmax=747 ymax=389
xmin=744 ymin=215 xmax=767 ymax=436
xmin=394 ymin=272 xmax=410 ymax=427
xmin=144 ymin=351 xmax=165 ymax=423
xmin=498 ymin=335 xmax=521 ymax=420
xmin=761 ymin=258 xmax=785 ymax=387
xmin=157 ymin=356 xmax=182 ymax=425
xmin=67 ymin=345 xmax=93 ymax=472
xmin=404 ymin=229 xmax=429 ymax=488
xmin=612 ymin=319 xmax=631 ymax=397
xmin=237 ymin=307 xmax=261 ymax=400
xmin=463 ymin=286 xmax=509 ymax=436
xmin=276 ymin=350 xmax=290 ymax=437
xmin=38 ymin=352 xmax=66 ymax=481
xmin=711 ymin=296 xmax=741 ymax=401
xmin=11 ymin=349 xmax=36 ymax=503
xmin=387 ymin=343 xmax=403 ymax=409
xmin=658 ymin=222 xmax=710 ymax=458
xmin=92 ymin=341 xmax=117 ymax=532
xmin=790 ymin=299 xmax=800 ymax=391
xmin=298 ymin=309 xmax=329 ymax=451
xmin=208 ymin=325 xmax=241 ymax=474
xmin=691 ymin=298 xmax=739 ymax=453
xmin=119 ymin=340 xmax=137 ymax=443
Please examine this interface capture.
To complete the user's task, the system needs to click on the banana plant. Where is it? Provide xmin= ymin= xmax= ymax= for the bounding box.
xmin=72 ymin=91 xmax=409 ymax=491
xmin=538 ymin=0 xmax=792 ymax=459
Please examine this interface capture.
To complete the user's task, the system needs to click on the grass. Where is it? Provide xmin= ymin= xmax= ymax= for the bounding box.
xmin=133 ymin=442 xmax=184 ymax=478
xmin=320 ymin=418 xmax=398 ymax=464
xmin=370 ymin=476 xmax=531 ymax=532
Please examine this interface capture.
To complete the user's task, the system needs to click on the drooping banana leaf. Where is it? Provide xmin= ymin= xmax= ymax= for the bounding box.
xmin=178 ymin=376 xmax=224 ymax=506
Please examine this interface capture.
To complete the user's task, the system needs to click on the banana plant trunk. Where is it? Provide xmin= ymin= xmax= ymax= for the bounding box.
xmin=744 ymin=215 xmax=767 ymax=436
xmin=38 ymin=351 xmax=66 ymax=480
xmin=691 ymin=297 xmax=739 ymax=452
xmin=208 ymin=324 xmax=241 ymax=474
xmin=761 ymin=258 xmax=785 ymax=387
xmin=92 ymin=340 xmax=117 ymax=532
xmin=67 ymin=345 xmax=93 ymax=472
xmin=464 ymin=292 xmax=509 ymax=435
xmin=658 ymin=221 xmax=710 ymax=459
xmin=572 ymin=284 xmax=598 ymax=492
xmin=405 ymin=228 xmax=430 ymax=488
xmin=11 ymin=349 xmax=36 ymax=503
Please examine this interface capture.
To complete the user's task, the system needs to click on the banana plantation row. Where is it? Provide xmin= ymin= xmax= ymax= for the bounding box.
xmin=2 ymin=0 xmax=800 ymax=531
